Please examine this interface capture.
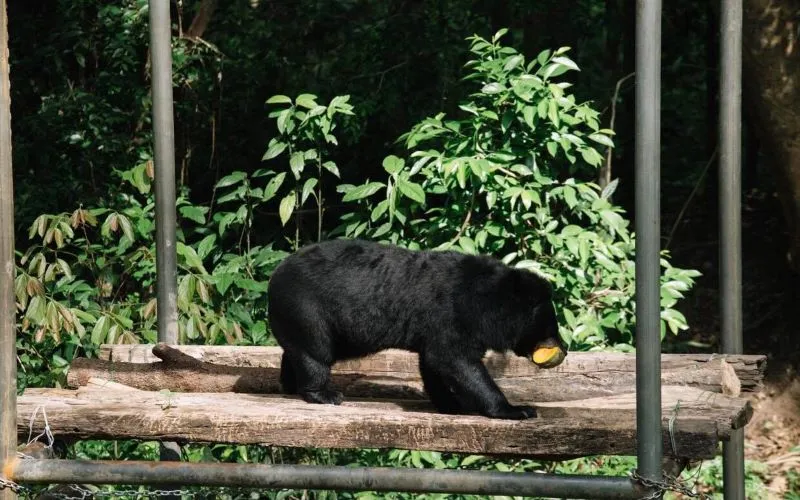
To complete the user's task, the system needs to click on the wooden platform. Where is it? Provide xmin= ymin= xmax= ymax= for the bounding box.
xmin=15 ymin=344 xmax=766 ymax=460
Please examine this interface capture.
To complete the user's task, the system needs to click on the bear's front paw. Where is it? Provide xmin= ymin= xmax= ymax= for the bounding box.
xmin=301 ymin=389 xmax=344 ymax=405
xmin=486 ymin=404 xmax=537 ymax=420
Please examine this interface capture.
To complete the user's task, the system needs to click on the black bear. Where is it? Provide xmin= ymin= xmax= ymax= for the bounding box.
xmin=267 ymin=239 xmax=567 ymax=419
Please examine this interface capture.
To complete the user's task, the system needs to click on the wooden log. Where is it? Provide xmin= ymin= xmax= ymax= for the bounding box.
xmin=17 ymin=386 xmax=749 ymax=459
xmin=88 ymin=344 xmax=767 ymax=401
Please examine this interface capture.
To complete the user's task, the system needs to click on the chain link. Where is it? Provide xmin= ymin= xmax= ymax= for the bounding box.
xmin=35 ymin=485 xmax=197 ymax=499
xmin=630 ymin=468 xmax=709 ymax=499
xmin=0 ymin=476 xmax=23 ymax=494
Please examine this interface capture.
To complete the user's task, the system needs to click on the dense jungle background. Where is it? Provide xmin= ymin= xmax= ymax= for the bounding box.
xmin=6 ymin=0 xmax=800 ymax=498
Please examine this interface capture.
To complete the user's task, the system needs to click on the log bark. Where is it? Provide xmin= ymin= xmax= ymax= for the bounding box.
xmin=93 ymin=344 xmax=767 ymax=400
xmin=17 ymin=385 xmax=749 ymax=460
xmin=743 ymin=0 xmax=800 ymax=270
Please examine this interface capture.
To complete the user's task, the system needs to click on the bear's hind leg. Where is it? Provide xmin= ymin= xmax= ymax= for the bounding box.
xmin=292 ymin=350 xmax=343 ymax=405
xmin=270 ymin=303 xmax=343 ymax=405
xmin=419 ymin=356 xmax=463 ymax=414
xmin=279 ymin=352 xmax=297 ymax=394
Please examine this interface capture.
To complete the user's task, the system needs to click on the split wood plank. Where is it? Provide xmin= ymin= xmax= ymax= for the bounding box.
xmin=17 ymin=385 xmax=747 ymax=459
xmin=91 ymin=344 xmax=766 ymax=402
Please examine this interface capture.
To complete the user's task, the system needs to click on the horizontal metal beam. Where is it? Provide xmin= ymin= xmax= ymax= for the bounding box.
xmin=7 ymin=459 xmax=646 ymax=499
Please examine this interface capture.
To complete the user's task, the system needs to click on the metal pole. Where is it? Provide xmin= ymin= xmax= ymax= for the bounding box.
xmin=719 ymin=0 xmax=745 ymax=498
xmin=9 ymin=459 xmax=646 ymax=499
xmin=149 ymin=0 xmax=178 ymax=345
xmin=634 ymin=0 xmax=663 ymax=488
xmin=148 ymin=0 xmax=182 ymax=473
xmin=0 ymin=0 xmax=17 ymax=498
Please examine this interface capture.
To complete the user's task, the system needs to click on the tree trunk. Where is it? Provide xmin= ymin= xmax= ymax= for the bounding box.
xmin=743 ymin=0 xmax=800 ymax=271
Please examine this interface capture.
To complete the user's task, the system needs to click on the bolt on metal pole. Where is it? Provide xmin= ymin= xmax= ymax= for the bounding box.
xmin=149 ymin=0 xmax=178 ymax=345
xmin=0 ymin=0 xmax=18 ymax=498
xmin=719 ymin=0 xmax=745 ymax=498
xmin=634 ymin=0 xmax=663 ymax=488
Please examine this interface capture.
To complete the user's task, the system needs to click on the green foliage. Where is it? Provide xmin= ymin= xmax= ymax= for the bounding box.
xmin=681 ymin=456 xmax=773 ymax=499
xmin=336 ymin=31 xmax=700 ymax=350
xmin=259 ymin=93 xmax=354 ymax=247
xmin=14 ymin=155 xmax=291 ymax=389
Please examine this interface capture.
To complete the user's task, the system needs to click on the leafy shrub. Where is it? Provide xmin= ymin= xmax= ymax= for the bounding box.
xmin=335 ymin=30 xmax=701 ymax=351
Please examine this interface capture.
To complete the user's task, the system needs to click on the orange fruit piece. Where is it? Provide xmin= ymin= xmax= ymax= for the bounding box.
xmin=532 ymin=346 xmax=560 ymax=364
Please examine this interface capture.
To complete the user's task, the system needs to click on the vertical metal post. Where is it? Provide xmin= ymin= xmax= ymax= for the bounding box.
xmin=149 ymin=0 xmax=178 ymax=345
xmin=0 ymin=0 xmax=17 ymax=498
xmin=719 ymin=1 xmax=744 ymax=498
xmin=634 ymin=0 xmax=663 ymax=488
xmin=148 ymin=0 xmax=182 ymax=474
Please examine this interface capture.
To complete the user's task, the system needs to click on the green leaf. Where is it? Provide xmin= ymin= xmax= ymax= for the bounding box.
xmin=266 ymin=95 xmax=293 ymax=104
xmin=547 ymin=99 xmax=559 ymax=126
xmin=461 ymin=455 xmax=484 ymax=467
xmin=459 ymin=104 xmax=479 ymax=116
xmin=551 ymin=56 xmax=580 ymax=72
xmin=661 ymin=308 xmax=689 ymax=334
xmin=492 ymin=28 xmax=508 ymax=42
xmin=262 ymin=141 xmax=287 ymax=161
xmin=216 ymin=171 xmax=247 ymax=188
xmin=371 ymin=200 xmax=389 ymax=222
xmin=180 ymin=205 xmax=207 ymax=224
xmin=501 ymin=110 xmax=514 ymax=133
xmin=601 ymin=178 xmax=619 ymax=199
xmin=322 ymin=161 xmax=341 ymax=178
xmin=459 ymin=236 xmax=476 ymax=254
xmin=295 ymin=93 xmax=318 ymax=109
xmin=601 ymin=209 xmax=626 ymax=234
xmin=397 ymin=178 xmax=426 ymax=204
xmin=580 ymin=147 xmax=604 ymax=166
xmin=382 ymin=155 xmax=405 ymax=175
xmin=197 ymin=234 xmax=217 ymax=259
xmin=588 ymin=133 xmax=614 ymax=148
xmin=235 ymin=278 xmax=270 ymax=293
xmin=279 ymin=193 xmax=296 ymax=226
xmin=522 ymin=106 xmax=536 ymax=129
xmin=456 ymin=161 xmax=468 ymax=189
xmin=117 ymin=214 xmax=135 ymax=242
xmin=372 ymin=222 xmax=392 ymax=238
xmin=486 ymin=191 xmax=497 ymax=209
xmin=563 ymin=186 xmax=578 ymax=208
xmin=481 ymin=82 xmax=506 ymax=95
xmin=308 ymin=105 xmax=326 ymax=118
xmin=542 ymin=62 xmax=571 ymax=80
xmin=91 ymin=316 xmax=109 ymax=345
xmin=276 ymin=108 xmax=292 ymax=134
xmin=213 ymin=273 xmax=235 ymax=295
xmin=177 ymin=242 xmax=206 ymax=273
xmin=263 ymin=172 xmax=286 ymax=201
xmin=536 ymin=49 xmax=552 ymax=66
xmin=289 ymin=152 xmax=305 ymax=179
xmin=301 ymin=178 xmax=318 ymax=204
xmin=341 ymin=182 xmax=385 ymax=202
xmin=503 ymin=55 xmax=524 ymax=71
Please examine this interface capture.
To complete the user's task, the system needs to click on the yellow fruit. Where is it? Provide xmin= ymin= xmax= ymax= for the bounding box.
xmin=532 ymin=346 xmax=560 ymax=365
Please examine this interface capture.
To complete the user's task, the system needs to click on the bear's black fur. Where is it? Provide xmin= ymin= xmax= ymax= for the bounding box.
xmin=267 ymin=239 xmax=565 ymax=419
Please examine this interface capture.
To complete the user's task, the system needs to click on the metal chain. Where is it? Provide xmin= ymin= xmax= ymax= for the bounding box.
xmin=0 ymin=476 xmax=23 ymax=494
xmin=37 ymin=485 xmax=198 ymax=499
xmin=630 ymin=468 xmax=709 ymax=499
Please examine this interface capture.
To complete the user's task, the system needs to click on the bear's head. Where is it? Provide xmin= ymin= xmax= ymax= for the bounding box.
xmin=509 ymin=270 xmax=568 ymax=369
